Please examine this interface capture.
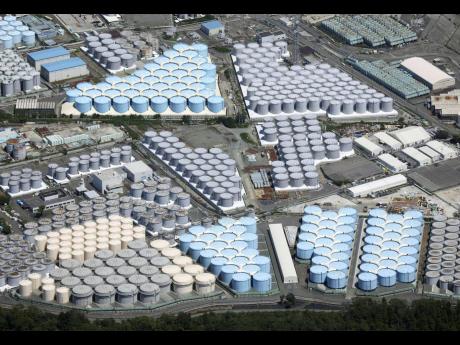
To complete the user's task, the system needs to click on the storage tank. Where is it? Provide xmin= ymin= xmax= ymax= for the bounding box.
xmin=151 ymin=96 xmax=169 ymax=113
xmin=74 ymin=96 xmax=92 ymax=113
xmin=93 ymin=96 xmax=111 ymax=113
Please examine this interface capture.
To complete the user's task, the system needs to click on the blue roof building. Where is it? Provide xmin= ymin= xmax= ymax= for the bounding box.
xmin=27 ymin=47 xmax=70 ymax=71
xmin=200 ymin=20 xmax=224 ymax=36
xmin=40 ymin=57 xmax=89 ymax=82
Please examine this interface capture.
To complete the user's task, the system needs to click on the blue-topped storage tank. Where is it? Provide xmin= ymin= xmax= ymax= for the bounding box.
xmin=335 ymin=225 xmax=354 ymax=235
xmin=171 ymin=69 xmax=188 ymax=79
xmin=387 ymin=213 xmax=404 ymax=224
xmin=105 ymin=75 xmax=122 ymax=85
xmin=304 ymin=205 xmax=322 ymax=216
xmin=201 ymin=63 xmax=216 ymax=78
xmin=366 ymin=226 xmax=385 ymax=237
xmin=298 ymin=232 xmax=316 ymax=243
xmin=361 ymin=253 xmax=380 ymax=264
xmin=302 ymin=214 xmax=321 ymax=225
xmin=112 ymin=96 xmax=130 ymax=113
xmin=161 ymin=89 xmax=178 ymax=99
xmin=133 ymin=69 xmax=150 ymax=80
xmin=93 ymin=96 xmax=111 ymax=113
xmin=22 ymin=31 xmax=36 ymax=47
xmin=182 ymin=63 xmax=198 ymax=72
xmin=396 ymin=264 xmax=416 ymax=283
xmin=74 ymin=96 xmax=92 ymax=113
xmin=252 ymin=256 xmax=270 ymax=273
xmin=183 ymin=50 xmax=198 ymax=60
xmin=191 ymin=69 xmax=207 ymax=79
xmin=219 ymin=264 xmax=239 ymax=285
xmin=231 ymin=256 xmax=250 ymax=268
xmin=66 ymin=89 xmax=82 ymax=102
xmin=209 ymin=241 xmax=227 ymax=253
xmin=230 ymin=272 xmax=251 ymax=293
xmin=188 ymin=241 xmax=206 ymax=261
xmin=114 ymin=82 xmax=130 ymax=92
xmin=358 ymin=272 xmax=378 ymax=291
xmin=399 ymin=255 xmax=417 ymax=268
xmin=132 ymin=96 xmax=149 ymax=113
xmin=309 ymin=265 xmax=328 ymax=283
xmin=170 ymin=82 xmax=188 ymax=92
xmin=163 ymin=62 xmax=179 ymax=72
xmin=173 ymin=43 xmax=190 ymax=53
xmin=85 ymin=89 xmax=102 ymax=98
xmin=192 ymin=43 xmax=208 ymax=57
xmin=95 ymin=82 xmax=112 ymax=92
xmin=399 ymin=245 xmax=418 ymax=258
xmin=221 ymin=248 xmax=238 ymax=260
xmin=0 ymin=35 xmax=13 ymax=49
xmin=312 ymin=246 xmax=332 ymax=257
xmin=151 ymin=96 xmax=169 ymax=113
xmin=378 ymin=259 xmax=398 ymax=270
xmin=367 ymin=217 xmax=386 ymax=227
xmin=331 ymin=242 xmax=351 ymax=255
xmin=104 ymin=89 xmax=122 ymax=99
xmin=242 ymin=264 xmax=261 ymax=277
xmin=143 ymin=76 xmax=160 ymax=85
xmin=231 ymin=240 xmax=248 ymax=252
xmin=330 ymin=252 xmax=349 ymax=263
xmin=201 ymin=77 xmax=216 ymax=91
xmin=143 ymin=63 xmax=161 ymax=73
xmin=132 ymin=82 xmax=150 ymax=92
xmin=238 ymin=217 xmax=257 ymax=233
xmin=123 ymin=89 xmax=140 ymax=99
xmin=300 ymin=223 xmax=319 ymax=234
xmin=220 ymin=232 xmax=237 ymax=244
xmin=169 ymin=96 xmax=187 ymax=113
xmin=296 ymin=241 xmax=314 ymax=260
xmin=338 ymin=207 xmax=358 ymax=218
xmin=179 ymin=233 xmax=196 ymax=253
xmin=76 ymin=82 xmax=93 ymax=92
xmin=153 ymin=69 xmax=170 ymax=79
xmin=206 ymin=225 xmax=226 ymax=235
xmin=337 ymin=216 xmax=356 ymax=226
xmin=311 ymin=255 xmax=330 ymax=267
xmin=360 ymin=262 xmax=379 ymax=273
xmin=199 ymin=233 xmax=216 ymax=244
xmin=404 ymin=210 xmax=423 ymax=221
xmin=172 ymin=57 xmax=189 ymax=66
xmin=142 ymin=89 xmax=159 ymax=99
xmin=241 ymin=248 xmax=259 ymax=260
xmin=209 ymin=257 xmax=228 ymax=276
xmin=191 ymin=56 xmax=208 ymax=66
xmin=163 ymin=49 xmax=180 ymax=59
xmin=252 ymin=272 xmax=272 ymax=293
xmin=240 ymin=232 xmax=258 ymax=250
xmin=377 ymin=268 xmax=397 ymax=287
xmin=188 ymin=96 xmax=206 ymax=113
xmin=369 ymin=208 xmax=387 ymax=219
xmin=153 ymin=56 xmax=169 ymax=66
xmin=326 ymin=270 xmax=347 ymax=289
xmin=162 ymin=76 xmax=179 ymax=85
xmin=124 ymin=75 xmax=141 ymax=85
xmin=198 ymin=249 xmax=218 ymax=269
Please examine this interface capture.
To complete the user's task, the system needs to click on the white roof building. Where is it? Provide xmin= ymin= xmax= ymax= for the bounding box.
xmin=374 ymin=131 xmax=402 ymax=151
xmin=268 ymin=223 xmax=298 ymax=284
xmin=377 ymin=153 xmax=408 ymax=173
xmin=401 ymin=147 xmax=432 ymax=166
xmin=389 ymin=126 xmax=431 ymax=147
xmin=418 ymin=146 xmax=441 ymax=161
xmin=347 ymin=174 xmax=407 ymax=198
xmin=123 ymin=161 xmax=153 ymax=183
xmin=426 ymin=140 xmax=458 ymax=160
xmin=354 ymin=136 xmax=384 ymax=156
xmin=400 ymin=57 xmax=455 ymax=91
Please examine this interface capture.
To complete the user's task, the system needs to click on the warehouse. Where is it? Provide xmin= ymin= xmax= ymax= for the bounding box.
xmin=27 ymin=46 xmax=70 ymax=71
xmin=388 ymin=126 xmax=431 ymax=148
xmin=377 ymin=153 xmax=408 ymax=172
xmin=401 ymin=147 xmax=432 ymax=167
xmin=400 ymin=57 xmax=455 ymax=91
xmin=418 ymin=146 xmax=441 ymax=162
xmin=200 ymin=20 xmax=224 ymax=36
xmin=426 ymin=140 xmax=458 ymax=160
xmin=268 ymin=223 xmax=298 ymax=284
xmin=41 ymin=57 xmax=89 ymax=82
xmin=91 ymin=169 xmax=125 ymax=194
xmin=373 ymin=131 xmax=402 ymax=151
xmin=430 ymin=90 xmax=460 ymax=120
xmin=347 ymin=174 xmax=407 ymax=197
xmin=122 ymin=161 xmax=153 ymax=183
xmin=354 ymin=136 xmax=384 ymax=156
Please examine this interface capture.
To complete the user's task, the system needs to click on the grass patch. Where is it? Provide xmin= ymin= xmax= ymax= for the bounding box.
xmin=240 ymin=132 xmax=257 ymax=145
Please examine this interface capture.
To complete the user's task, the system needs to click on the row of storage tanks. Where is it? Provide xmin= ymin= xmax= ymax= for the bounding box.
xmin=67 ymin=42 xmax=225 ymax=114
xmin=178 ymin=216 xmax=273 ymax=293
xmin=0 ymin=234 xmax=54 ymax=288
xmin=0 ymin=167 xmax=44 ymax=194
xmin=17 ymin=219 xmax=218 ymax=306
xmin=424 ymin=215 xmax=460 ymax=294
xmin=259 ymin=114 xmax=353 ymax=189
xmin=232 ymin=41 xmax=394 ymax=116
xmin=0 ymin=15 xmax=36 ymax=49
xmin=356 ymin=208 xmax=424 ymax=291
xmin=47 ymin=145 xmax=133 ymax=180
xmin=295 ymin=206 xmax=358 ymax=289
xmin=0 ymin=49 xmax=40 ymax=97
xmin=143 ymin=130 xmax=243 ymax=209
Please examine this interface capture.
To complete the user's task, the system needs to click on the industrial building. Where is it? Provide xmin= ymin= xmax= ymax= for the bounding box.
xmin=200 ymin=20 xmax=224 ymax=36
xmin=388 ymin=126 xmax=431 ymax=148
xmin=15 ymin=99 xmax=56 ymax=117
xmin=377 ymin=153 xmax=408 ymax=172
xmin=41 ymin=57 xmax=89 ymax=82
xmin=401 ymin=147 xmax=432 ymax=167
xmin=354 ymin=136 xmax=384 ymax=156
xmin=400 ymin=57 xmax=455 ymax=91
xmin=256 ymin=31 xmax=287 ymax=44
xmin=27 ymin=46 xmax=70 ymax=71
xmin=44 ymin=133 xmax=90 ymax=146
xmin=426 ymin=140 xmax=458 ymax=160
xmin=429 ymin=90 xmax=460 ymax=120
xmin=20 ymin=15 xmax=63 ymax=41
xmin=268 ymin=223 xmax=298 ymax=284
xmin=418 ymin=146 xmax=441 ymax=162
xmin=91 ymin=169 xmax=125 ymax=194
xmin=0 ymin=128 xmax=19 ymax=145
xmin=22 ymin=189 xmax=75 ymax=213
xmin=373 ymin=131 xmax=402 ymax=151
xmin=123 ymin=161 xmax=153 ymax=183
xmin=347 ymin=174 xmax=407 ymax=197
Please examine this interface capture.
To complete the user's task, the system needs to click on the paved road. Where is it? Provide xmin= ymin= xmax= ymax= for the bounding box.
xmin=345 ymin=217 xmax=365 ymax=299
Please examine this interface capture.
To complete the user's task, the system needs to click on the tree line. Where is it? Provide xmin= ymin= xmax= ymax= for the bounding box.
xmin=1 ymin=298 xmax=460 ymax=331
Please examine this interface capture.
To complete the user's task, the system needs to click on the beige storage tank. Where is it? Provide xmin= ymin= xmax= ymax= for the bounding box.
xmin=150 ymin=239 xmax=170 ymax=250
xmin=97 ymin=242 xmax=109 ymax=251
xmin=121 ymin=236 xmax=133 ymax=249
xmin=172 ymin=273 xmax=194 ymax=295
xmin=84 ymin=247 xmax=97 ymax=260
xmin=161 ymin=247 xmax=181 ymax=260
xmin=195 ymin=273 xmax=216 ymax=294
xmin=46 ymin=244 xmax=59 ymax=261
xmin=28 ymin=273 xmax=42 ymax=290
xmin=72 ymin=250 xmax=85 ymax=263
xmin=41 ymin=277 xmax=55 ymax=287
xmin=183 ymin=264 xmax=205 ymax=277
xmin=56 ymin=286 xmax=70 ymax=304
xmin=34 ymin=235 xmax=47 ymax=252
xmin=109 ymin=239 xmax=122 ymax=253
xmin=59 ymin=253 xmax=72 ymax=262
xmin=172 ymin=256 xmax=193 ymax=268
xmin=42 ymin=284 xmax=56 ymax=301
xmin=19 ymin=279 xmax=33 ymax=297
xmin=133 ymin=233 xmax=145 ymax=240
xmin=161 ymin=264 xmax=182 ymax=277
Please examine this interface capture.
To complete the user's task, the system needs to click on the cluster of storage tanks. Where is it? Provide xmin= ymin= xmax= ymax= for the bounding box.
xmin=259 ymin=114 xmax=354 ymax=190
xmin=47 ymin=145 xmax=133 ymax=181
xmin=424 ymin=215 xmax=460 ymax=295
xmin=0 ymin=15 xmax=36 ymax=49
xmin=0 ymin=49 xmax=40 ymax=97
xmin=143 ymin=130 xmax=243 ymax=210
xmin=295 ymin=206 xmax=358 ymax=289
xmin=0 ymin=168 xmax=44 ymax=195
xmin=67 ymin=42 xmax=225 ymax=115
xmin=179 ymin=216 xmax=273 ymax=294
xmin=18 ymin=221 xmax=217 ymax=306
xmin=0 ymin=234 xmax=54 ymax=289
xmin=357 ymin=208 xmax=423 ymax=291
xmin=232 ymin=41 xmax=394 ymax=117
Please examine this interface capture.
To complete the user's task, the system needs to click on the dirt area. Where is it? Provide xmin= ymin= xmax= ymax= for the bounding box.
xmin=282 ymin=194 xmax=358 ymax=214
xmin=435 ymin=186 xmax=460 ymax=210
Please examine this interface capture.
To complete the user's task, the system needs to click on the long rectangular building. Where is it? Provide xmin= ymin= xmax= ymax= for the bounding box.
xmin=347 ymin=174 xmax=407 ymax=197
xmin=401 ymin=147 xmax=432 ymax=166
xmin=27 ymin=46 xmax=70 ymax=71
xmin=400 ymin=57 xmax=455 ymax=91
xmin=426 ymin=140 xmax=458 ymax=160
xmin=354 ymin=136 xmax=384 ymax=156
xmin=378 ymin=153 xmax=408 ymax=172
xmin=41 ymin=57 xmax=89 ymax=82
xmin=373 ymin=131 xmax=402 ymax=150
xmin=268 ymin=223 xmax=298 ymax=284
